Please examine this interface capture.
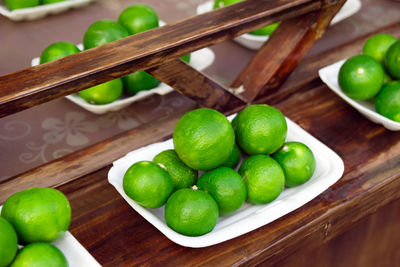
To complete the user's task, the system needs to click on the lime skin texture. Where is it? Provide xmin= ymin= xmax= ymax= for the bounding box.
xmin=385 ymin=40 xmax=400 ymax=79
xmin=164 ymin=188 xmax=219 ymax=236
xmin=338 ymin=55 xmax=384 ymax=100
xmin=6 ymin=0 xmax=39 ymax=10
xmin=40 ymin=41 xmax=80 ymax=64
xmin=235 ymin=104 xmax=287 ymax=155
xmin=153 ymin=149 xmax=198 ymax=191
xmin=79 ymin=79 xmax=123 ymax=105
xmin=173 ymin=108 xmax=235 ymax=171
xmin=83 ymin=19 xmax=130 ymax=50
xmin=272 ymin=142 xmax=316 ymax=187
xmin=239 ymin=155 xmax=285 ymax=204
xmin=362 ymin=33 xmax=398 ymax=64
xmin=375 ymin=81 xmax=400 ymax=122
xmin=122 ymin=71 xmax=160 ymax=95
xmin=0 ymin=216 xmax=18 ymax=267
xmin=197 ymin=167 xmax=247 ymax=215
xmin=123 ymin=161 xmax=174 ymax=208
xmin=220 ymin=143 xmax=241 ymax=169
xmin=10 ymin=243 xmax=68 ymax=267
xmin=118 ymin=4 xmax=159 ymax=35
xmin=1 ymin=188 xmax=71 ymax=244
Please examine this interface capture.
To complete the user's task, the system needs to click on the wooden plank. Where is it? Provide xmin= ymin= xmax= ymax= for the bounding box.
xmin=232 ymin=0 xmax=346 ymax=102
xmin=2 ymin=21 xmax=399 ymax=204
xmin=147 ymin=59 xmax=245 ymax=113
xmin=274 ymin=198 xmax=400 ymax=267
xmin=0 ymin=0 xmax=322 ymax=118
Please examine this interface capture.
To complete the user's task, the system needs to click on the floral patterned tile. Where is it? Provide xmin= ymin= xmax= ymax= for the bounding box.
xmin=0 ymin=92 xmax=194 ymax=180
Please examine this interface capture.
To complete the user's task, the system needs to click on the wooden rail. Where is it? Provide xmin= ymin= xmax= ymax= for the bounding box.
xmin=0 ymin=0 xmax=347 ymax=118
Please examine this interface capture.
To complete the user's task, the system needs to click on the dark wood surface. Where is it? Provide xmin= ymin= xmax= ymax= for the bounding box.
xmin=274 ymin=198 xmax=400 ymax=267
xmin=0 ymin=0 xmax=325 ymax=118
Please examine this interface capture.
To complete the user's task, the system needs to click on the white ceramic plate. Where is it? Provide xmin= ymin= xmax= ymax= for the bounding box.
xmin=0 ymin=206 xmax=100 ymax=266
xmin=108 ymin=115 xmax=344 ymax=248
xmin=31 ymin=45 xmax=215 ymax=114
xmin=0 ymin=0 xmax=95 ymax=21
xmin=319 ymin=59 xmax=400 ymax=131
xmin=197 ymin=0 xmax=362 ymax=50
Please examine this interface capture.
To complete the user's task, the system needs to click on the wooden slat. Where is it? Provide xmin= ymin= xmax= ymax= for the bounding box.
xmin=0 ymin=0 xmax=323 ymax=118
xmin=2 ymin=21 xmax=400 ymax=204
xmin=232 ymin=0 xmax=346 ymax=102
xmin=147 ymin=59 xmax=246 ymax=113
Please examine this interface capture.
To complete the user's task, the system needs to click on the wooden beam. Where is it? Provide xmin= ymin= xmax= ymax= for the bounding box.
xmin=0 ymin=0 xmax=321 ymax=118
xmin=232 ymin=0 xmax=346 ymax=102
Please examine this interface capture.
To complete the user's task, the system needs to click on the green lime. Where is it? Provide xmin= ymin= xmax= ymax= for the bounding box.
xmin=118 ymin=4 xmax=159 ymax=35
xmin=83 ymin=20 xmax=129 ymax=50
xmin=79 ymin=78 xmax=123 ymax=105
xmin=1 ymin=188 xmax=71 ymax=244
xmin=272 ymin=142 xmax=316 ymax=187
xmin=213 ymin=0 xmax=279 ymax=36
xmin=338 ymin=55 xmax=384 ymax=100
xmin=375 ymin=81 xmax=400 ymax=122
xmin=221 ymin=143 xmax=241 ymax=169
xmin=239 ymin=155 xmax=285 ymax=204
xmin=385 ymin=40 xmax=400 ymax=79
xmin=362 ymin=33 xmax=398 ymax=64
xmin=122 ymin=71 xmax=160 ymax=95
xmin=173 ymin=108 xmax=235 ymax=170
xmin=384 ymin=71 xmax=393 ymax=85
xmin=40 ymin=42 xmax=80 ymax=64
xmin=153 ymin=149 xmax=197 ymax=191
xmin=197 ymin=167 xmax=246 ymax=215
xmin=11 ymin=243 xmax=68 ymax=267
xmin=41 ymin=0 xmax=66 ymax=4
xmin=123 ymin=161 xmax=173 ymax=208
xmin=5 ymin=0 xmax=39 ymax=10
xmin=235 ymin=104 xmax=287 ymax=155
xmin=165 ymin=188 xmax=218 ymax=236
xmin=231 ymin=115 xmax=238 ymax=130
xmin=0 ymin=217 xmax=18 ymax=267
xmin=180 ymin=53 xmax=191 ymax=63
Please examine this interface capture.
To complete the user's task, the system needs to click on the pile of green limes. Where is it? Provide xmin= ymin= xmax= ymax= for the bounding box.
xmin=338 ymin=33 xmax=400 ymax=122
xmin=39 ymin=4 xmax=190 ymax=105
xmin=0 ymin=188 xmax=71 ymax=266
xmin=123 ymin=104 xmax=316 ymax=236
xmin=5 ymin=0 xmax=66 ymax=11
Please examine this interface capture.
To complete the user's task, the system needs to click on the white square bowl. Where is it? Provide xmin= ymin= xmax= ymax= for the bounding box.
xmin=319 ymin=59 xmax=400 ymax=131
xmin=31 ymin=43 xmax=215 ymax=114
xmin=0 ymin=0 xmax=95 ymax=21
xmin=197 ymin=0 xmax=362 ymax=50
xmin=0 ymin=206 xmax=100 ymax=266
xmin=108 ymin=115 xmax=344 ymax=248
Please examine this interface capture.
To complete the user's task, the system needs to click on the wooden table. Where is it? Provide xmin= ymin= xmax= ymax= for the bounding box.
xmin=1 ymin=0 xmax=400 ymax=266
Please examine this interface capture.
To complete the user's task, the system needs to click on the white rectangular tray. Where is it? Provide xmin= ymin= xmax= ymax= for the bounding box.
xmin=108 ymin=115 xmax=344 ymax=248
xmin=319 ymin=59 xmax=400 ymax=131
xmin=31 ymin=44 xmax=215 ymax=114
xmin=0 ymin=0 xmax=94 ymax=21
xmin=197 ymin=0 xmax=361 ymax=50
xmin=0 ymin=206 xmax=100 ymax=266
